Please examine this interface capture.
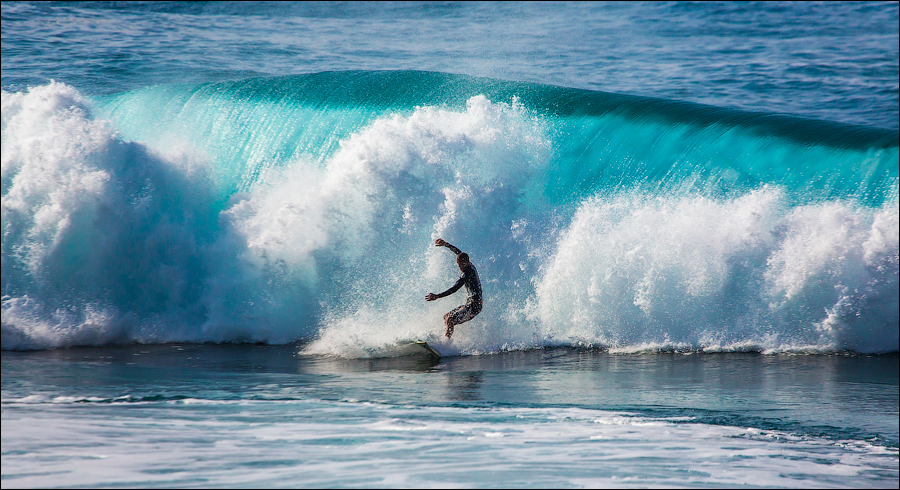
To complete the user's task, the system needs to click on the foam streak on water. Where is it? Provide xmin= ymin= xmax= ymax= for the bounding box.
xmin=2 ymin=399 xmax=897 ymax=488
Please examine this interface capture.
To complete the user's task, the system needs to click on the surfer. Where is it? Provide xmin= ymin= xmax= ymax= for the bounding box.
xmin=425 ymin=238 xmax=483 ymax=339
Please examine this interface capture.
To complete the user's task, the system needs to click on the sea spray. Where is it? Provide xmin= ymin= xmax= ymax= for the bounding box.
xmin=250 ymin=94 xmax=552 ymax=357
xmin=2 ymin=73 xmax=898 ymax=354
xmin=2 ymin=82 xmax=217 ymax=349
xmin=525 ymin=188 xmax=899 ymax=354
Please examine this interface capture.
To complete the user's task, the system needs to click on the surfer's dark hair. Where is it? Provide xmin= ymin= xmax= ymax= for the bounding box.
xmin=457 ymin=253 xmax=470 ymax=266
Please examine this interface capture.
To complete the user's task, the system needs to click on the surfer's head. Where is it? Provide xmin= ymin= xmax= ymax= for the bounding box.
xmin=456 ymin=253 xmax=470 ymax=269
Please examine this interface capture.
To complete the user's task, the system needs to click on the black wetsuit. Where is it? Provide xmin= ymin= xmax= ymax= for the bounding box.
xmin=435 ymin=243 xmax=482 ymax=323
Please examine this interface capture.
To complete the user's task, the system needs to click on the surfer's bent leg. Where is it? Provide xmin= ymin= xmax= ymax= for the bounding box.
xmin=443 ymin=300 xmax=482 ymax=339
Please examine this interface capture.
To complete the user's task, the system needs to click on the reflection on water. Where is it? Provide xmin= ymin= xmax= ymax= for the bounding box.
xmin=446 ymin=371 xmax=484 ymax=402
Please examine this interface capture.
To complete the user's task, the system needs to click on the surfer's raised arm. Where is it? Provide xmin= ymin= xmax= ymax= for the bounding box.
xmin=434 ymin=238 xmax=462 ymax=255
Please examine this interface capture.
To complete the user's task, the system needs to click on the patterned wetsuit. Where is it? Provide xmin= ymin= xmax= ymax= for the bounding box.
xmin=435 ymin=243 xmax=482 ymax=325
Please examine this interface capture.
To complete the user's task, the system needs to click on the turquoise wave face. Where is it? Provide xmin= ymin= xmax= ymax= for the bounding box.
xmin=96 ymin=71 xmax=898 ymax=205
xmin=2 ymin=73 xmax=898 ymax=353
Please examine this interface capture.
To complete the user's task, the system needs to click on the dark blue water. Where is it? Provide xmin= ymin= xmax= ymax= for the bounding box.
xmin=3 ymin=2 xmax=898 ymax=129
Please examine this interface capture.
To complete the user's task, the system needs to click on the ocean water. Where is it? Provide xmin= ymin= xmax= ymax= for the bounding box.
xmin=2 ymin=1 xmax=898 ymax=488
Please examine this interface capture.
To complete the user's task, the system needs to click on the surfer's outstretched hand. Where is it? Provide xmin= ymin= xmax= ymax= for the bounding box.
xmin=425 ymin=293 xmax=438 ymax=301
xmin=434 ymin=238 xmax=447 ymax=247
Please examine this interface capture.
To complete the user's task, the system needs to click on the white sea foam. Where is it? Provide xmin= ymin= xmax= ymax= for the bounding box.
xmin=2 ymin=82 xmax=217 ymax=349
xmin=2 ymin=399 xmax=896 ymax=488
xmin=525 ymin=188 xmax=899 ymax=354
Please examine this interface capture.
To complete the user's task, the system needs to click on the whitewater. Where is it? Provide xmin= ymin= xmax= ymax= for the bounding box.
xmin=2 ymin=2 xmax=898 ymax=488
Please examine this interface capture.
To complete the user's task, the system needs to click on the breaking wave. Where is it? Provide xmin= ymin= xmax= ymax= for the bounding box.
xmin=2 ymin=71 xmax=897 ymax=354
